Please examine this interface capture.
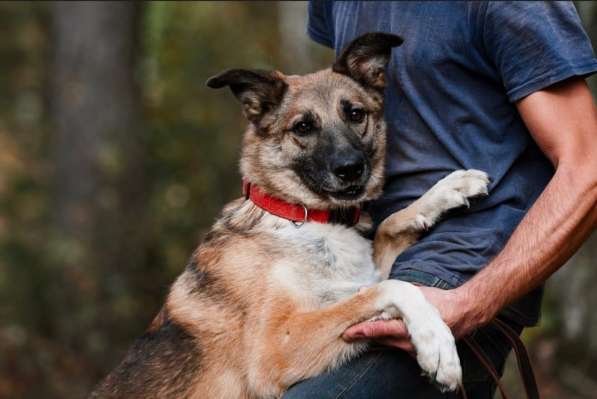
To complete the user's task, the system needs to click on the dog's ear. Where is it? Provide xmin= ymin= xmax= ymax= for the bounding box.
xmin=206 ymin=69 xmax=287 ymax=123
xmin=332 ymin=33 xmax=403 ymax=91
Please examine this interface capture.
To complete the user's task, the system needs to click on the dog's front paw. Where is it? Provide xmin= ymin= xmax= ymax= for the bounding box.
xmin=374 ymin=281 xmax=462 ymax=390
xmin=408 ymin=310 xmax=462 ymax=391
xmin=417 ymin=169 xmax=489 ymax=226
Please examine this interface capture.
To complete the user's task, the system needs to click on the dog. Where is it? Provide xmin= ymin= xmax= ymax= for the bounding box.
xmin=90 ymin=32 xmax=490 ymax=399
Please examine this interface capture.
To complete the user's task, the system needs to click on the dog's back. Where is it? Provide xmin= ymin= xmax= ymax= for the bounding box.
xmin=90 ymin=313 xmax=200 ymax=398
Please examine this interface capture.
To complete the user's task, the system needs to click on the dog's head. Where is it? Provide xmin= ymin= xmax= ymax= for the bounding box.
xmin=207 ymin=33 xmax=403 ymax=209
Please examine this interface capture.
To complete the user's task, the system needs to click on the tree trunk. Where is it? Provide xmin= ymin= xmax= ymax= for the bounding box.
xmin=278 ymin=2 xmax=313 ymax=73
xmin=49 ymin=1 xmax=146 ymax=392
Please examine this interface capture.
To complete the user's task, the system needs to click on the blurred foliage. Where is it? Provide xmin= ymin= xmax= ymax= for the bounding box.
xmin=0 ymin=2 xmax=594 ymax=399
xmin=0 ymin=2 xmax=331 ymax=398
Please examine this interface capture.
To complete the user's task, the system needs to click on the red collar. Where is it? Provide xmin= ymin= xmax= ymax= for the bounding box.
xmin=242 ymin=180 xmax=361 ymax=226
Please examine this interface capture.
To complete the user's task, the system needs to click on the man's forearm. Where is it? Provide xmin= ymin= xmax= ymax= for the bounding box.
xmin=454 ymin=80 xmax=597 ymax=328
xmin=456 ymin=154 xmax=597 ymax=326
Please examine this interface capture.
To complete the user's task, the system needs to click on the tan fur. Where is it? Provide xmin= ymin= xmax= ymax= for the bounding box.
xmin=374 ymin=203 xmax=424 ymax=278
xmin=161 ymin=205 xmax=397 ymax=398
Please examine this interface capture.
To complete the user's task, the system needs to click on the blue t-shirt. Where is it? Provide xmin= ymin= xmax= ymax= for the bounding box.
xmin=308 ymin=1 xmax=597 ymax=326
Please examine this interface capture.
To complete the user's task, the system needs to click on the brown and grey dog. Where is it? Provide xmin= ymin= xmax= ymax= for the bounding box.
xmin=90 ymin=33 xmax=490 ymax=399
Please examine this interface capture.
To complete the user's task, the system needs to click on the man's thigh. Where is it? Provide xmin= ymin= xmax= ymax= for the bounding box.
xmin=283 ymin=348 xmax=460 ymax=399
xmin=283 ymin=320 xmax=519 ymax=399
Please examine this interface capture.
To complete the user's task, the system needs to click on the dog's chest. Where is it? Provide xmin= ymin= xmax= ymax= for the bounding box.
xmin=271 ymin=222 xmax=381 ymax=305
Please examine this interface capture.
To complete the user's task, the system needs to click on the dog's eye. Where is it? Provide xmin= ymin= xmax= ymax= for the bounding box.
xmin=293 ymin=120 xmax=314 ymax=136
xmin=349 ymin=108 xmax=366 ymax=123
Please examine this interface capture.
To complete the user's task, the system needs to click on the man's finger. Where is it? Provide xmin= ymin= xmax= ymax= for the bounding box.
xmin=342 ymin=319 xmax=409 ymax=341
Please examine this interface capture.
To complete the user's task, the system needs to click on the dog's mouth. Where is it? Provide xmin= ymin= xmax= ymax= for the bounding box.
xmin=323 ymin=185 xmax=366 ymax=200
xmin=294 ymin=164 xmax=371 ymax=205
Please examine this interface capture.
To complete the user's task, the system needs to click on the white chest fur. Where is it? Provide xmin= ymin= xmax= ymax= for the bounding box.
xmin=269 ymin=221 xmax=382 ymax=306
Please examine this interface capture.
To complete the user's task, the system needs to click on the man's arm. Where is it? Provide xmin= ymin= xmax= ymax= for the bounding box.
xmin=344 ymin=78 xmax=597 ymax=348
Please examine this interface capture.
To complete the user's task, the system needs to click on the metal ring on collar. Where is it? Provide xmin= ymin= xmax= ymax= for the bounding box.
xmin=291 ymin=204 xmax=308 ymax=228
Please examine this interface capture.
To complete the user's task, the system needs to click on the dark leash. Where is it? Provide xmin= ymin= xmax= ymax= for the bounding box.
xmin=459 ymin=318 xmax=540 ymax=399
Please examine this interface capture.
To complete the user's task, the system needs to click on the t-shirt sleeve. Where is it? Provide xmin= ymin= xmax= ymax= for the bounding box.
xmin=307 ymin=0 xmax=335 ymax=49
xmin=482 ymin=1 xmax=597 ymax=102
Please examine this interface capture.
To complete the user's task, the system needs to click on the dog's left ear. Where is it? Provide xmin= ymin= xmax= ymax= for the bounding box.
xmin=206 ymin=69 xmax=287 ymax=124
xmin=332 ymin=32 xmax=403 ymax=91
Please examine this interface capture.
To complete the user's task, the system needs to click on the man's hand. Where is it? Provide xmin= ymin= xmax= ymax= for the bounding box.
xmin=343 ymin=318 xmax=414 ymax=353
xmin=343 ymin=285 xmax=492 ymax=352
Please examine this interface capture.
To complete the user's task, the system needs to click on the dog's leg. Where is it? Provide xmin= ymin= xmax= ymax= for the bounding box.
xmin=373 ymin=169 xmax=489 ymax=277
xmin=251 ymin=280 xmax=461 ymax=396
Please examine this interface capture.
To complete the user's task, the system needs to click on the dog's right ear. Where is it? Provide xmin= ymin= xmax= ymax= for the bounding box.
xmin=206 ymin=69 xmax=287 ymax=124
xmin=332 ymin=33 xmax=403 ymax=91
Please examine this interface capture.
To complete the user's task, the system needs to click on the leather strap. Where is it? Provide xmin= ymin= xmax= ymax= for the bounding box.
xmin=493 ymin=318 xmax=540 ymax=399
xmin=460 ymin=319 xmax=540 ymax=399
xmin=463 ymin=336 xmax=510 ymax=399
xmin=242 ymin=180 xmax=361 ymax=226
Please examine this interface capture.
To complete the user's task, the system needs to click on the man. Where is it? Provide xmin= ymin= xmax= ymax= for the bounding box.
xmin=284 ymin=1 xmax=597 ymax=398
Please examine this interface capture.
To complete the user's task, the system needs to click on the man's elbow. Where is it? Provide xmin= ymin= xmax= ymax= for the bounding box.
xmin=557 ymin=144 xmax=597 ymax=202
xmin=580 ymin=147 xmax=597 ymax=199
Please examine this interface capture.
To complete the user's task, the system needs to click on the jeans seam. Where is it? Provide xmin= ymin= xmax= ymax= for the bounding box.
xmin=333 ymin=352 xmax=382 ymax=399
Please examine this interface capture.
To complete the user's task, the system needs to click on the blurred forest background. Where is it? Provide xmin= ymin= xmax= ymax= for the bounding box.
xmin=0 ymin=2 xmax=594 ymax=398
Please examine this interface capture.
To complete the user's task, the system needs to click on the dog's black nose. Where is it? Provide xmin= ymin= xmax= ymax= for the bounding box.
xmin=332 ymin=156 xmax=365 ymax=182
